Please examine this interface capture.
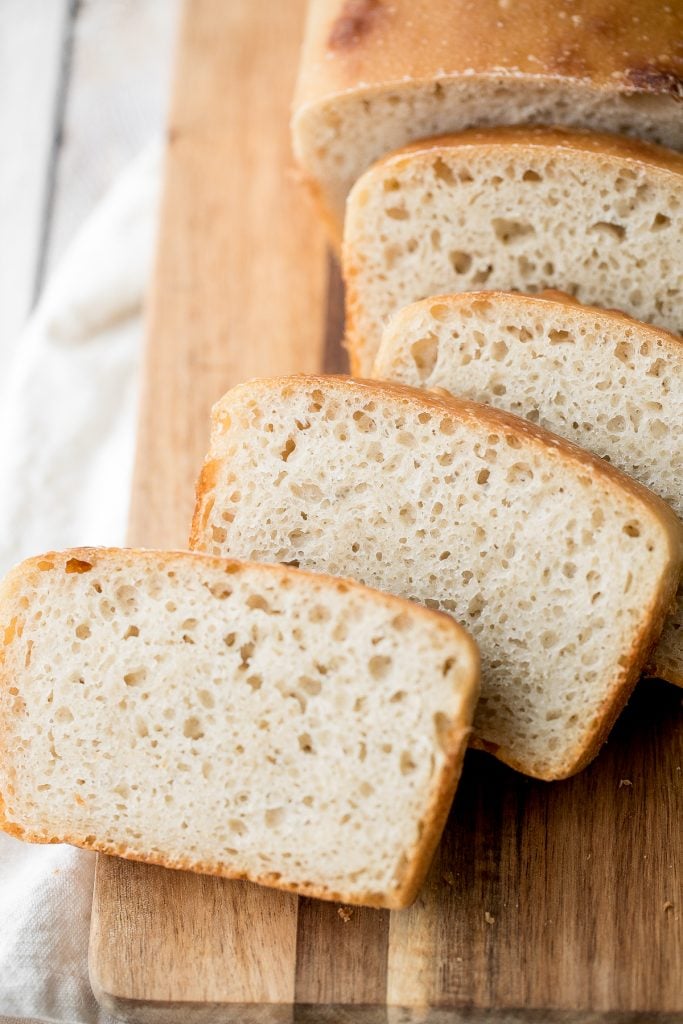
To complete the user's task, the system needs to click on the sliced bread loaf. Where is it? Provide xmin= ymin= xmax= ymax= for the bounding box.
xmin=342 ymin=127 xmax=683 ymax=374
xmin=0 ymin=547 xmax=479 ymax=908
xmin=373 ymin=290 xmax=683 ymax=686
xmin=191 ymin=376 xmax=682 ymax=780
xmin=293 ymin=0 xmax=683 ymax=236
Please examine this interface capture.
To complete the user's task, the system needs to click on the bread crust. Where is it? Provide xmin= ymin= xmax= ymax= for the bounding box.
xmin=192 ymin=375 xmax=683 ymax=779
xmin=293 ymin=0 xmax=683 ymax=110
xmin=377 ymin=289 xmax=683 ymax=353
xmin=372 ymin=126 xmax=683 ymax=178
xmin=0 ymin=545 xmax=479 ymax=909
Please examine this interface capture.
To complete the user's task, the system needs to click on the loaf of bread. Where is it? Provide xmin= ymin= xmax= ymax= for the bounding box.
xmin=342 ymin=128 xmax=683 ymax=375
xmin=0 ymin=547 xmax=479 ymax=908
xmin=292 ymin=0 xmax=683 ymax=236
xmin=191 ymin=376 xmax=682 ymax=780
xmin=373 ymin=290 xmax=683 ymax=686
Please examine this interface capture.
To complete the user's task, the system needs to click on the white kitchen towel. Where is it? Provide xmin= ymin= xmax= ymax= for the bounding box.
xmin=0 ymin=145 xmax=161 ymax=1023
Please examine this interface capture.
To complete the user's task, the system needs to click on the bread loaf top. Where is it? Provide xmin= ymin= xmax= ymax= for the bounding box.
xmin=292 ymin=1 xmax=683 ymax=234
xmin=294 ymin=0 xmax=682 ymax=107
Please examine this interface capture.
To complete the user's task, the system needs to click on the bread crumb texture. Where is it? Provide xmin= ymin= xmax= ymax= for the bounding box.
xmin=193 ymin=377 xmax=681 ymax=779
xmin=375 ymin=293 xmax=683 ymax=513
xmin=344 ymin=132 xmax=683 ymax=373
xmin=374 ymin=291 xmax=683 ymax=684
xmin=0 ymin=549 xmax=477 ymax=906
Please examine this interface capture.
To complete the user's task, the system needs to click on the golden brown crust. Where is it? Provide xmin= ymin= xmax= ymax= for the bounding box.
xmin=377 ymin=126 xmax=683 ymax=178
xmin=0 ymin=544 xmax=479 ymax=909
xmin=195 ymin=375 xmax=683 ymax=779
xmin=391 ymin=720 xmax=474 ymax=906
xmin=294 ymin=0 xmax=683 ymax=108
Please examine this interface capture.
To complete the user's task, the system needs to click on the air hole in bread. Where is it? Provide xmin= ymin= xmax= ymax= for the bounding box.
xmin=65 ymin=559 xmax=92 ymax=574
xmin=281 ymin=438 xmax=296 ymax=462
xmin=246 ymin=593 xmax=270 ymax=613
xmin=589 ymin=221 xmax=626 ymax=241
xmin=652 ymin=212 xmax=671 ymax=230
xmin=506 ymin=462 xmax=534 ymax=484
xmin=548 ymin=329 xmax=571 ymax=345
xmin=352 ymin=410 xmax=376 ymax=433
xmin=433 ymin=157 xmax=455 ymax=186
xmin=449 ymin=250 xmax=472 ymax=274
xmin=265 ymin=807 xmax=285 ymax=829
xmin=299 ymin=676 xmax=322 ymax=697
xmin=124 ymin=669 xmax=147 ymax=687
xmin=409 ymin=337 xmax=440 ymax=382
xmin=492 ymin=218 xmax=535 ymax=245
xmin=472 ymin=265 xmax=493 ymax=285
xmin=369 ymin=655 xmax=392 ymax=680
xmin=298 ymin=733 xmax=314 ymax=754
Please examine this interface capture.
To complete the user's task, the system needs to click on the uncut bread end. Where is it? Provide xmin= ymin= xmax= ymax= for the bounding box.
xmin=292 ymin=0 xmax=683 ymax=238
xmin=0 ymin=547 xmax=479 ymax=909
xmin=191 ymin=376 xmax=682 ymax=780
xmin=373 ymin=289 xmax=683 ymax=686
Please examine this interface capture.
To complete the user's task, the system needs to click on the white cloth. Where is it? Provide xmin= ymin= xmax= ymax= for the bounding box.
xmin=0 ymin=146 xmax=162 ymax=1022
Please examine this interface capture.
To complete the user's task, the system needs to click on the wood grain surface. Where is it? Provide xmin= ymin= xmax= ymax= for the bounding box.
xmin=89 ymin=0 xmax=683 ymax=1020
xmin=0 ymin=0 xmax=71 ymax=358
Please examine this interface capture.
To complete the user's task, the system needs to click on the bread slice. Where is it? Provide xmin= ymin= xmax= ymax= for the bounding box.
xmin=373 ymin=290 xmax=683 ymax=686
xmin=342 ymin=127 xmax=683 ymax=375
xmin=293 ymin=0 xmax=683 ymax=237
xmin=0 ymin=547 xmax=479 ymax=909
xmin=191 ymin=376 xmax=682 ymax=780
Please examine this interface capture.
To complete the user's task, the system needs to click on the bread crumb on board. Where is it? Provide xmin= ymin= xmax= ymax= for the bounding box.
xmin=338 ymin=906 xmax=353 ymax=922
xmin=484 ymin=911 xmax=495 ymax=925
xmin=619 ymin=779 xmax=633 ymax=788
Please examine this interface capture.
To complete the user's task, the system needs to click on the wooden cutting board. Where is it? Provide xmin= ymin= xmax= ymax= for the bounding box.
xmin=88 ymin=1 xmax=683 ymax=1019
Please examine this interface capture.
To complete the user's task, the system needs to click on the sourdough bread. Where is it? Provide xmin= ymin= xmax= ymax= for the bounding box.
xmin=373 ymin=290 xmax=683 ymax=686
xmin=292 ymin=0 xmax=683 ymax=236
xmin=191 ymin=376 xmax=682 ymax=780
xmin=342 ymin=128 xmax=683 ymax=375
xmin=0 ymin=547 xmax=479 ymax=909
